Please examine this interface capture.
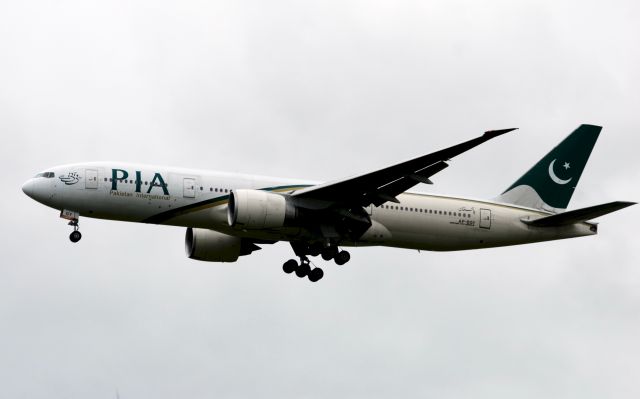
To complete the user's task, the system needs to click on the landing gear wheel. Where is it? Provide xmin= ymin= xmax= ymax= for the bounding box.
xmin=308 ymin=268 xmax=324 ymax=282
xmin=321 ymin=247 xmax=338 ymax=261
xmin=69 ymin=230 xmax=82 ymax=243
xmin=283 ymin=259 xmax=298 ymax=274
xmin=334 ymin=250 xmax=350 ymax=265
xmin=295 ymin=262 xmax=311 ymax=278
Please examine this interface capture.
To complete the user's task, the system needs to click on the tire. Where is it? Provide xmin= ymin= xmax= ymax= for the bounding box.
xmin=335 ymin=251 xmax=350 ymax=265
xmin=295 ymin=262 xmax=310 ymax=278
xmin=321 ymin=247 xmax=338 ymax=261
xmin=283 ymin=259 xmax=297 ymax=274
xmin=308 ymin=268 xmax=324 ymax=282
xmin=69 ymin=231 xmax=82 ymax=243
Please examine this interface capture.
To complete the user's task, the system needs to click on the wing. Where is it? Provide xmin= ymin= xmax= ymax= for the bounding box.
xmin=293 ymin=128 xmax=517 ymax=206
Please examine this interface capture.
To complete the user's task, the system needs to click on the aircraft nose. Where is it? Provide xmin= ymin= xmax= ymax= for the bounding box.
xmin=22 ymin=179 xmax=36 ymax=199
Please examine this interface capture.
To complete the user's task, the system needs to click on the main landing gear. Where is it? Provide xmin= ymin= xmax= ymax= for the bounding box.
xmin=282 ymin=257 xmax=324 ymax=282
xmin=321 ymin=247 xmax=351 ymax=265
xmin=284 ymin=242 xmax=351 ymax=283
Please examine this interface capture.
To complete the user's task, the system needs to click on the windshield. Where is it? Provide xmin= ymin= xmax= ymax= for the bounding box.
xmin=34 ymin=172 xmax=55 ymax=178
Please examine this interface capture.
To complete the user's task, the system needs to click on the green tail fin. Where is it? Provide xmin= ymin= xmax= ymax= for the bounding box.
xmin=497 ymin=124 xmax=601 ymax=212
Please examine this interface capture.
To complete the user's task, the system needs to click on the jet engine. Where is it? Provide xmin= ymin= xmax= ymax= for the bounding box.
xmin=185 ymin=228 xmax=260 ymax=262
xmin=227 ymin=189 xmax=294 ymax=229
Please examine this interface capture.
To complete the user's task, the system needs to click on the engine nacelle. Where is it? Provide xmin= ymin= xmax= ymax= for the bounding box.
xmin=227 ymin=189 xmax=290 ymax=229
xmin=185 ymin=228 xmax=242 ymax=262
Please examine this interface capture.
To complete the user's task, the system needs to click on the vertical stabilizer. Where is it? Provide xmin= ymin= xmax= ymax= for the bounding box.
xmin=496 ymin=124 xmax=601 ymax=213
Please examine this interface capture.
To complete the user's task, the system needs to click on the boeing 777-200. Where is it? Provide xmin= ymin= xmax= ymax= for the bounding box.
xmin=22 ymin=124 xmax=635 ymax=282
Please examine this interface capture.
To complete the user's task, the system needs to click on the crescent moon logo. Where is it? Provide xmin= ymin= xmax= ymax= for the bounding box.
xmin=548 ymin=159 xmax=572 ymax=185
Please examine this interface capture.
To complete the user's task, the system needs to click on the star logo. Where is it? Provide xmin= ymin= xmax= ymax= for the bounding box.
xmin=548 ymin=159 xmax=573 ymax=185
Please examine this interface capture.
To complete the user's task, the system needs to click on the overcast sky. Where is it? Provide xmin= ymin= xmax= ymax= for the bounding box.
xmin=1 ymin=0 xmax=639 ymax=398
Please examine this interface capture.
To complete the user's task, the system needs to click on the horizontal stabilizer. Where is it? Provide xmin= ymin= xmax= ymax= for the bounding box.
xmin=523 ymin=201 xmax=636 ymax=227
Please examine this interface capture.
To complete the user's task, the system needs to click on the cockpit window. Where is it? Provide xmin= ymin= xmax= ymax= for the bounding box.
xmin=34 ymin=172 xmax=55 ymax=178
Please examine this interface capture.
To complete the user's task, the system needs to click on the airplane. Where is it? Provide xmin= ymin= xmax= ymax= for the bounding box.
xmin=22 ymin=124 xmax=635 ymax=282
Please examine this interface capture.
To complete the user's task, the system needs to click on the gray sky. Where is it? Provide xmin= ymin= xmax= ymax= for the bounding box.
xmin=1 ymin=0 xmax=639 ymax=398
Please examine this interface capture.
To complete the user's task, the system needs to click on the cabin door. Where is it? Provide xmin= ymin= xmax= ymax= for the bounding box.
xmin=479 ymin=208 xmax=492 ymax=229
xmin=183 ymin=178 xmax=196 ymax=198
xmin=85 ymin=169 xmax=98 ymax=189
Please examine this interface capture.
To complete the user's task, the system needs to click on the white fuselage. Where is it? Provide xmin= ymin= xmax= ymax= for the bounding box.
xmin=22 ymin=162 xmax=596 ymax=251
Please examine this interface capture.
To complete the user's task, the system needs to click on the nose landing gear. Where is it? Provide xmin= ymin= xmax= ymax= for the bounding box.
xmin=68 ymin=220 xmax=82 ymax=243
xmin=61 ymin=210 xmax=82 ymax=243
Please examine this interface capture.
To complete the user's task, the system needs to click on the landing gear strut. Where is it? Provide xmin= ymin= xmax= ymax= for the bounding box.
xmin=68 ymin=220 xmax=82 ymax=243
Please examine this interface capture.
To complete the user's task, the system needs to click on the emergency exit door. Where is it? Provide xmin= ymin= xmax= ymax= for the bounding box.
xmin=183 ymin=178 xmax=196 ymax=198
xmin=479 ymin=208 xmax=492 ymax=229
